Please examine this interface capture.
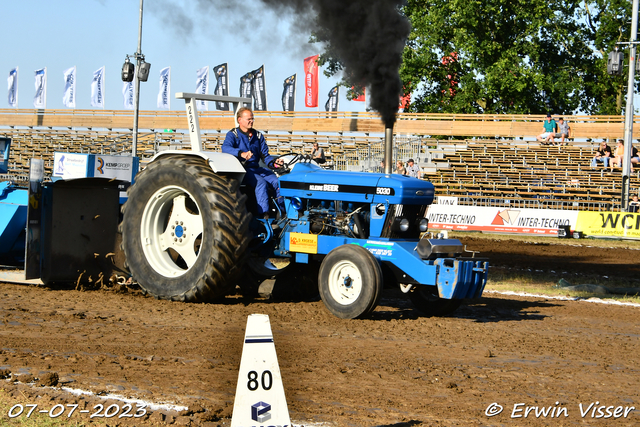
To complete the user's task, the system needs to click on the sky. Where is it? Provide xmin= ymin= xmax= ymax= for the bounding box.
xmin=1 ymin=0 xmax=367 ymax=113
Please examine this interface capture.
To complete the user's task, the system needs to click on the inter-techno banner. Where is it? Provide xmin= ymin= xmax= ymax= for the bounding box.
xmin=90 ymin=66 xmax=105 ymax=108
xmin=62 ymin=66 xmax=76 ymax=108
xmin=325 ymin=85 xmax=339 ymax=112
xmin=157 ymin=66 xmax=170 ymax=109
xmin=33 ymin=67 xmax=46 ymax=109
xmin=239 ymin=70 xmax=253 ymax=108
xmin=282 ymin=74 xmax=296 ymax=112
xmin=122 ymin=80 xmax=134 ymax=109
xmin=427 ymin=203 xmax=578 ymax=235
xmin=7 ymin=67 xmax=18 ymax=108
xmin=213 ymin=63 xmax=229 ymax=111
xmin=195 ymin=66 xmax=209 ymax=111
xmin=303 ymin=55 xmax=319 ymax=108
xmin=251 ymin=65 xmax=267 ymax=111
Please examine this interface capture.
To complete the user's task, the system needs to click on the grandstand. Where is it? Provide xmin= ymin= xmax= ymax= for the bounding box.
xmin=0 ymin=108 xmax=638 ymax=211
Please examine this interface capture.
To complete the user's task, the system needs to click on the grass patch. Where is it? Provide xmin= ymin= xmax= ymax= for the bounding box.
xmin=485 ymin=270 xmax=640 ymax=304
xmin=449 ymin=230 xmax=640 ymax=250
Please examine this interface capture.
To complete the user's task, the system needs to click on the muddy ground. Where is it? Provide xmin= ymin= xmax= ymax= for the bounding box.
xmin=0 ymin=236 xmax=639 ymax=426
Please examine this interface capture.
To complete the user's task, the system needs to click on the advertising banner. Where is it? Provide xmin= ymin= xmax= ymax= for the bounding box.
xmin=90 ymin=66 xmax=105 ymax=108
xmin=62 ymin=66 xmax=76 ymax=108
xmin=195 ymin=66 xmax=209 ymax=111
xmin=239 ymin=70 xmax=254 ymax=108
xmin=33 ymin=67 xmax=46 ymax=108
xmin=325 ymin=85 xmax=339 ymax=112
xmin=575 ymin=211 xmax=640 ymax=238
xmin=8 ymin=67 xmax=18 ymax=107
xmin=53 ymin=152 xmax=90 ymax=180
xmin=213 ymin=63 xmax=229 ymax=111
xmin=157 ymin=66 xmax=170 ymax=109
xmin=427 ymin=204 xmax=578 ymax=235
xmin=252 ymin=65 xmax=267 ymax=111
xmin=303 ymin=54 xmax=319 ymax=108
xmin=122 ymin=80 xmax=134 ymax=109
xmin=282 ymin=74 xmax=296 ymax=111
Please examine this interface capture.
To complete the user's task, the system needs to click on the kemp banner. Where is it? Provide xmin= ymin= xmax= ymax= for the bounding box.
xmin=213 ymin=63 xmax=229 ymax=111
xmin=62 ymin=66 xmax=76 ymax=108
xmin=252 ymin=65 xmax=267 ymax=111
xmin=427 ymin=203 xmax=578 ymax=235
xmin=7 ymin=67 xmax=18 ymax=108
xmin=239 ymin=70 xmax=253 ymax=108
xmin=325 ymin=85 xmax=339 ymax=112
xmin=282 ymin=74 xmax=296 ymax=111
xmin=576 ymin=211 xmax=640 ymax=238
xmin=303 ymin=54 xmax=319 ymax=108
xmin=195 ymin=66 xmax=209 ymax=111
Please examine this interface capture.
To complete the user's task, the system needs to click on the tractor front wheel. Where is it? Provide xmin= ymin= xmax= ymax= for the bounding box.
xmin=318 ymin=245 xmax=382 ymax=319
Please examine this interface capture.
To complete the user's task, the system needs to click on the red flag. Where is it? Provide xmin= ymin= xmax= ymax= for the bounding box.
xmin=399 ymin=92 xmax=411 ymax=110
xmin=352 ymin=87 xmax=366 ymax=102
xmin=304 ymin=55 xmax=319 ymax=107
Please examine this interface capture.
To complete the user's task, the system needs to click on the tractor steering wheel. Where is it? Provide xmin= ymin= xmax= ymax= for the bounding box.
xmin=267 ymin=153 xmax=305 ymax=174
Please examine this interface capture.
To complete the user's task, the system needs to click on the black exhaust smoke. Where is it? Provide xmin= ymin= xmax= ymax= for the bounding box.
xmin=192 ymin=0 xmax=411 ymax=128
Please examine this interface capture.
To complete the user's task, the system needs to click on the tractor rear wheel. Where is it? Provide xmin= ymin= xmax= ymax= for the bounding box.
xmin=121 ymin=155 xmax=251 ymax=301
xmin=409 ymin=287 xmax=463 ymax=317
xmin=318 ymin=245 xmax=382 ymax=319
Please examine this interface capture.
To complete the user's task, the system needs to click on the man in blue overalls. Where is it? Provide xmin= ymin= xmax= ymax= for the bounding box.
xmin=222 ymin=107 xmax=284 ymax=221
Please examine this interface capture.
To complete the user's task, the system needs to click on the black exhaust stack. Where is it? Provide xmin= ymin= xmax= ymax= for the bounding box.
xmin=384 ymin=127 xmax=393 ymax=174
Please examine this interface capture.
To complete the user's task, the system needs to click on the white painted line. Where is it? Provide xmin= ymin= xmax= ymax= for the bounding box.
xmin=60 ymin=386 xmax=189 ymax=412
xmin=484 ymin=289 xmax=640 ymax=307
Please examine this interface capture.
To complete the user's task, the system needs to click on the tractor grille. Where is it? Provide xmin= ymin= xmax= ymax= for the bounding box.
xmin=380 ymin=204 xmax=428 ymax=239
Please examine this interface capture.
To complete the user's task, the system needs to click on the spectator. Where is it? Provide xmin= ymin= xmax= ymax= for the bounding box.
xmin=394 ymin=160 xmax=407 ymax=175
xmin=590 ymin=141 xmax=612 ymax=169
xmin=310 ymin=142 xmax=326 ymax=164
xmin=610 ymin=139 xmax=639 ymax=172
xmin=536 ymin=114 xmax=557 ymax=144
xmin=406 ymin=158 xmax=421 ymax=178
xmin=631 ymin=143 xmax=639 ymax=172
xmin=611 ymin=140 xmax=624 ymax=172
xmin=548 ymin=117 xmax=571 ymax=145
xmin=629 ymin=194 xmax=640 ymax=213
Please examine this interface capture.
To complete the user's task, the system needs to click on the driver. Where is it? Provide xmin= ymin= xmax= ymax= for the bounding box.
xmin=222 ymin=107 xmax=285 ymax=220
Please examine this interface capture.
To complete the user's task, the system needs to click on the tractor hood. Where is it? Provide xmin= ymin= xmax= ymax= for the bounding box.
xmin=279 ymin=162 xmax=435 ymax=205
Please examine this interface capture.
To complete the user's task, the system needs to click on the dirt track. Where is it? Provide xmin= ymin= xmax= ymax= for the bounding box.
xmin=1 ymin=237 xmax=639 ymax=426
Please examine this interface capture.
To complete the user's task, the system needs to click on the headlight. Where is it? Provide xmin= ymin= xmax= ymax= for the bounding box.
xmin=375 ymin=203 xmax=386 ymax=216
xmin=399 ymin=218 xmax=410 ymax=232
xmin=419 ymin=218 xmax=429 ymax=232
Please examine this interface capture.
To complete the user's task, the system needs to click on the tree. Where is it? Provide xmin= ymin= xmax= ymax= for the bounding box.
xmin=399 ymin=0 xmax=633 ymax=115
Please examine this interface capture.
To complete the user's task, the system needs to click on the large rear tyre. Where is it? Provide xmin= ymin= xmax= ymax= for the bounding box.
xmin=318 ymin=245 xmax=382 ymax=319
xmin=409 ymin=287 xmax=463 ymax=317
xmin=121 ymin=155 xmax=251 ymax=302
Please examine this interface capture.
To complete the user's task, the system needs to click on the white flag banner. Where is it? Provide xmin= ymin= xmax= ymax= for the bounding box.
xmin=7 ymin=67 xmax=18 ymax=108
xmin=122 ymin=80 xmax=135 ymax=110
xmin=33 ymin=67 xmax=46 ymax=109
xmin=195 ymin=66 xmax=209 ymax=111
xmin=62 ymin=66 xmax=76 ymax=108
xmin=157 ymin=66 xmax=170 ymax=109
xmin=91 ymin=66 xmax=105 ymax=108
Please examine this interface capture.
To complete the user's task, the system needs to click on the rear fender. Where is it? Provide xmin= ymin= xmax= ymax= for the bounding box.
xmin=150 ymin=150 xmax=246 ymax=182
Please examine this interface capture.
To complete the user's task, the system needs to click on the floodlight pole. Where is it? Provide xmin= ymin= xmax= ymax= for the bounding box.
xmin=132 ymin=0 xmax=144 ymax=158
xmin=622 ymin=0 xmax=639 ymax=211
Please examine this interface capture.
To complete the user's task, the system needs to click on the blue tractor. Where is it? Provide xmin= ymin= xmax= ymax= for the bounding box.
xmin=120 ymin=93 xmax=488 ymax=319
